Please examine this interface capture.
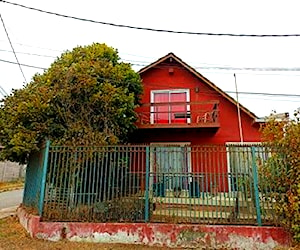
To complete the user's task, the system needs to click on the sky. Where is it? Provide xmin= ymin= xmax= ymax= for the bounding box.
xmin=0 ymin=0 xmax=300 ymax=118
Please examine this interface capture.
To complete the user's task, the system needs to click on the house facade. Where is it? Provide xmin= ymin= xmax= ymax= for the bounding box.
xmin=129 ymin=53 xmax=264 ymax=193
xmin=131 ymin=52 xmax=262 ymax=145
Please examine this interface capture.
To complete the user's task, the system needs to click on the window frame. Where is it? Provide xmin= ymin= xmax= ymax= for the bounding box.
xmin=150 ymin=89 xmax=191 ymax=124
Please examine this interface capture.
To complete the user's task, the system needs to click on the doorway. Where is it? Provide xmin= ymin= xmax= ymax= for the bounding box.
xmin=150 ymin=143 xmax=191 ymax=196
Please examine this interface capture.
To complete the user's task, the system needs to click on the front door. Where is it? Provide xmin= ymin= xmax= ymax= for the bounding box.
xmin=150 ymin=144 xmax=191 ymax=196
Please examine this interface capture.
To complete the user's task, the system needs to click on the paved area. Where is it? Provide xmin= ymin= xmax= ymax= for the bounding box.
xmin=0 ymin=206 xmax=18 ymax=219
xmin=0 ymin=189 xmax=23 ymax=209
xmin=0 ymin=189 xmax=23 ymax=218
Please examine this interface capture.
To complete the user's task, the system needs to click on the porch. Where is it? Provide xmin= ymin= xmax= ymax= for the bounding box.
xmin=136 ymin=101 xmax=220 ymax=129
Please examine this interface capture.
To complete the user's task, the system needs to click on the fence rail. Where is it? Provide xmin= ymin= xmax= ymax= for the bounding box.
xmin=24 ymin=143 xmax=281 ymax=225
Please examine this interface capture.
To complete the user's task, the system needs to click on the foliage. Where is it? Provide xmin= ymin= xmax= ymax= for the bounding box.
xmin=44 ymin=196 xmax=153 ymax=223
xmin=0 ymin=43 xmax=142 ymax=164
xmin=261 ymin=111 xmax=300 ymax=241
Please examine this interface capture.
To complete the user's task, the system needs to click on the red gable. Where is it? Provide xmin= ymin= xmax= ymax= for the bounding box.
xmin=131 ymin=53 xmax=262 ymax=145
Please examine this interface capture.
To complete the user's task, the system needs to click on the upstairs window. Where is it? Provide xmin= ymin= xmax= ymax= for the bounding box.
xmin=150 ymin=89 xmax=190 ymax=124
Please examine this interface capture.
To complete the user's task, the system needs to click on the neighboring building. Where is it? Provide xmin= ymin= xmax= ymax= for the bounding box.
xmin=131 ymin=52 xmax=262 ymax=144
xmin=0 ymin=161 xmax=25 ymax=182
xmin=0 ymin=146 xmax=26 ymax=182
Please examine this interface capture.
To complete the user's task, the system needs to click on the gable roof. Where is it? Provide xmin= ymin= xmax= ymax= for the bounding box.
xmin=138 ymin=52 xmax=258 ymax=120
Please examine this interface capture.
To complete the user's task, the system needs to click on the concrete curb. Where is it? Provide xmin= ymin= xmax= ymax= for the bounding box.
xmin=0 ymin=206 xmax=18 ymax=219
xmin=0 ymin=186 xmax=24 ymax=193
xmin=17 ymin=206 xmax=292 ymax=249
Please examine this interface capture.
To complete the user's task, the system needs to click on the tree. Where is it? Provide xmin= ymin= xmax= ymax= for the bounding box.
xmin=0 ymin=43 xmax=142 ymax=164
xmin=261 ymin=111 xmax=300 ymax=241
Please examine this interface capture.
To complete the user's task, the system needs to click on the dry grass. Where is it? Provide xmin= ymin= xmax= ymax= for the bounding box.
xmin=0 ymin=179 xmax=24 ymax=192
xmin=0 ymin=216 xmax=163 ymax=250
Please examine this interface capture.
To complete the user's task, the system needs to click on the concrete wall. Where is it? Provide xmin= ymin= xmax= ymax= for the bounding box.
xmin=18 ymin=207 xmax=291 ymax=249
xmin=0 ymin=161 xmax=26 ymax=182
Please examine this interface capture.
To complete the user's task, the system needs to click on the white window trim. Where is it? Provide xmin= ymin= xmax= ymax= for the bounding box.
xmin=150 ymin=89 xmax=190 ymax=124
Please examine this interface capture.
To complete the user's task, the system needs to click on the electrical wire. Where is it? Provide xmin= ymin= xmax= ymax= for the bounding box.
xmin=226 ymin=91 xmax=300 ymax=98
xmin=4 ymin=50 xmax=300 ymax=72
xmin=0 ymin=49 xmax=56 ymax=58
xmin=0 ymin=13 xmax=27 ymax=83
xmin=2 ymin=0 xmax=300 ymax=38
xmin=132 ymin=62 xmax=300 ymax=72
xmin=2 ymin=45 xmax=300 ymax=74
xmin=0 ymin=58 xmax=47 ymax=69
xmin=0 ymin=58 xmax=299 ymax=100
xmin=145 ymin=82 xmax=300 ymax=98
xmin=3 ymin=48 xmax=300 ymax=73
xmin=0 ymin=39 xmax=63 ymax=52
xmin=0 ymin=85 xmax=8 ymax=96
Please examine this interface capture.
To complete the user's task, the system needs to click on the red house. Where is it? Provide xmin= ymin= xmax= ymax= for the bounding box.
xmin=130 ymin=53 xmax=263 ymax=193
xmin=132 ymin=52 xmax=262 ymax=144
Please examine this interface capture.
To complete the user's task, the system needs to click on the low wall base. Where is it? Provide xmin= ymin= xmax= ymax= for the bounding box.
xmin=17 ymin=207 xmax=291 ymax=249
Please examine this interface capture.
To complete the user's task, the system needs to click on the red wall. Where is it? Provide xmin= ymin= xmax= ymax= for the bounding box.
xmin=132 ymin=60 xmax=262 ymax=145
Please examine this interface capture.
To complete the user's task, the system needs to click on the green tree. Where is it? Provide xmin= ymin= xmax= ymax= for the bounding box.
xmin=0 ymin=43 xmax=142 ymax=164
xmin=261 ymin=111 xmax=300 ymax=241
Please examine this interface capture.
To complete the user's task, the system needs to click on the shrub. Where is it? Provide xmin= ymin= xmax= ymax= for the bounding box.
xmin=261 ymin=112 xmax=300 ymax=241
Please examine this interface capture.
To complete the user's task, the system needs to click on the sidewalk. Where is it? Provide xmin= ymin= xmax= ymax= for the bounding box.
xmin=0 ymin=206 xmax=18 ymax=219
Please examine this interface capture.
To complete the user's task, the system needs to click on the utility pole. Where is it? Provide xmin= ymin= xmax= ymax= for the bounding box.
xmin=234 ymin=73 xmax=244 ymax=143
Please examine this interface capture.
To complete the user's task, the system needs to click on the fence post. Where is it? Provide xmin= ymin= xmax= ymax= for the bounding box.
xmin=251 ymin=146 xmax=262 ymax=226
xmin=38 ymin=140 xmax=50 ymax=216
xmin=144 ymin=146 xmax=150 ymax=222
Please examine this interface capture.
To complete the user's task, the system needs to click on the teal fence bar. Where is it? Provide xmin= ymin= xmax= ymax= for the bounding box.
xmin=144 ymin=146 xmax=150 ymax=222
xmin=251 ymin=146 xmax=262 ymax=226
xmin=23 ymin=141 xmax=50 ymax=215
xmin=23 ymin=143 xmax=281 ymax=225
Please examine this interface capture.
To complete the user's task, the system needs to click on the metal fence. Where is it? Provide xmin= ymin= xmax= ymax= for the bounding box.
xmin=23 ymin=141 xmax=50 ymax=215
xmin=24 ymin=142 xmax=282 ymax=225
xmin=43 ymin=145 xmax=147 ymax=222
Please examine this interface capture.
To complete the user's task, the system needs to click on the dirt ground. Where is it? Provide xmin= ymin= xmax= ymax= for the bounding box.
xmin=0 ymin=216 xmax=163 ymax=250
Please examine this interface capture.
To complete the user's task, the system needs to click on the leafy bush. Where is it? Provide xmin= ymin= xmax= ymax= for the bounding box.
xmin=261 ymin=113 xmax=300 ymax=241
xmin=93 ymin=197 xmax=153 ymax=222
xmin=0 ymin=43 xmax=142 ymax=164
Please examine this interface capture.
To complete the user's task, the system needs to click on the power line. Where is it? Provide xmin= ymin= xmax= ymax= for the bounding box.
xmin=0 ymin=58 xmax=46 ymax=69
xmin=146 ymin=82 xmax=300 ymax=98
xmin=2 ymin=44 xmax=300 ymax=74
xmin=226 ymin=91 xmax=300 ymax=98
xmin=0 ymin=13 xmax=27 ymax=83
xmin=238 ymin=95 xmax=300 ymax=103
xmin=0 ymin=49 xmax=56 ymax=58
xmin=0 ymin=57 xmax=299 ymax=100
xmin=196 ymin=70 xmax=300 ymax=77
xmin=2 ymin=0 xmax=300 ymax=38
xmin=1 ymin=57 xmax=300 ymax=99
xmin=0 ymin=85 xmax=8 ymax=96
xmin=4 ymin=47 xmax=300 ymax=73
xmin=195 ymin=66 xmax=300 ymax=72
xmin=132 ymin=62 xmax=300 ymax=72
xmin=0 ymin=39 xmax=62 ymax=52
